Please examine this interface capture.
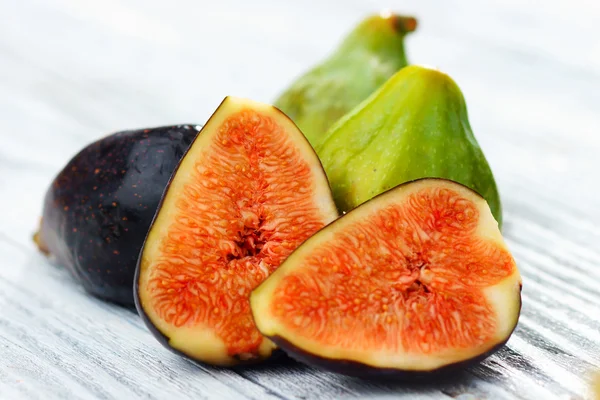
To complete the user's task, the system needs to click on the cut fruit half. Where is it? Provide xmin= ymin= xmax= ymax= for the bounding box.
xmin=251 ymin=178 xmax=521 ymax=377
xmin=135 ymin=97 xmax=338 ymax=366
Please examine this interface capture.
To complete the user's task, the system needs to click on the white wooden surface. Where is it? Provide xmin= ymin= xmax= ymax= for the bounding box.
xmin=1 ymin=0 xmax=599 ymax=399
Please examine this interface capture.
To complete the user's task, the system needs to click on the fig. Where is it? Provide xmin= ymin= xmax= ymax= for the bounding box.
xmin=34 ymin=125 xmax=199 ymax=306
xmin=134 ymin=97 xmax=338 ymax=366
xmin=317 ymin=65 xmax=503 ymax=227
xmin=251 ymin=178 xmax=522 ymax=378
xmin=274 ymin=13 xmax=417 ymax=148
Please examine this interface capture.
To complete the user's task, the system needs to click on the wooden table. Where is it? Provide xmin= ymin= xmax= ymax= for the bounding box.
xmin=1 ymin=0 xmax=599 ymax=399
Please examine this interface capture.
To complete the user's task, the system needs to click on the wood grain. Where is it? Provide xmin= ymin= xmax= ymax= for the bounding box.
xmin=0 ymin=0 xmax=599 ymax=399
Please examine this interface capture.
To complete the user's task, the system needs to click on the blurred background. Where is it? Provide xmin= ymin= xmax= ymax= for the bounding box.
xmin=1 ymin=0 xmax=599 ymax=248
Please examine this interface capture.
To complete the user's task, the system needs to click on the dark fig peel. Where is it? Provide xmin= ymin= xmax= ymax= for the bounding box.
xmin=34 ymin=124 xmax=200 ymax=305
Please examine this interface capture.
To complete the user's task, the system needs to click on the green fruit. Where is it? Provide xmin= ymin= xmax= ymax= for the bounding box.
xmin=316 ymin=65 xmax=503 ymax=227
xmin=274 ymin=13 xmax=417 ymax=148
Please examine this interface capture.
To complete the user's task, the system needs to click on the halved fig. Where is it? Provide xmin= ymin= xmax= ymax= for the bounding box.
xmin=135 ymin=97 xmax=338 ymax=366
xmin=251 ymin=178 xmax=522 ymax=377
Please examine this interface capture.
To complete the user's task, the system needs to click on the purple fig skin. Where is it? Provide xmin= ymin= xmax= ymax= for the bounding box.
xmin=35 ymin=124 xmax=201 ymax=306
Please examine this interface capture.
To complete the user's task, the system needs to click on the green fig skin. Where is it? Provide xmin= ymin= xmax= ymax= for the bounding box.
xmin=274 ymin=13 xmax=417 ymax=148
xmin=316 ymin=65 xmax=503 ymax=228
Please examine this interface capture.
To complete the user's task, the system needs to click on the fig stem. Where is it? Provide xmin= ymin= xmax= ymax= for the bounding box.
xmin=394 ymin=15 xmax=418 ymax=34
xmin=32 ymin=218 xmax=49 ymax=255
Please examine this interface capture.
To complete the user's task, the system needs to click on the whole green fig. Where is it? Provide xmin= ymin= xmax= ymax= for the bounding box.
xmin=316 ymin=65 xmax=503 ymax=227
xmin=274 ymin=13 xmax=417 ymax=148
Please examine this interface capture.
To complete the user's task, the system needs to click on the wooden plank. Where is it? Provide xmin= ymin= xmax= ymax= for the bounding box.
xmin=0 ymin=242 xmax=285 ymax=400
